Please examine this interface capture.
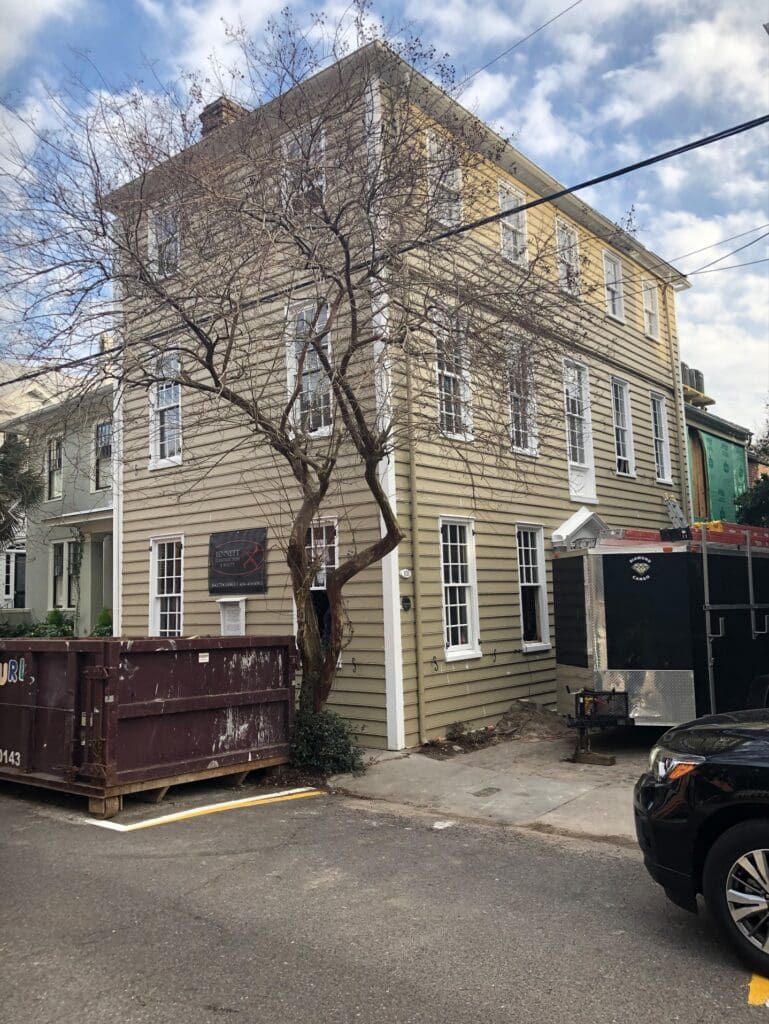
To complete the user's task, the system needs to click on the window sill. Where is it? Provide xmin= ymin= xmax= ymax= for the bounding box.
xmin=501 ymin=252 xmax=528 ymax=267
xmin=43 ymin=496 xmax=62 ymax=504
xmin=445 ymin=648 xmax=483 ymax=663
xmin=512 ymin=446 xmax=538 ymax=459
xmin=645 ymin=332 xmax=660 ymax=342
xmin=148 ymin=456 xmax=182 ymax=472
xmin=307 ymin=426 xmax=333 ymax=439
xmin=606 ymin=312 xmax=626 ymax=324
xmin=441 ymin=431 xmax=474 ymax=443
xmin=569 ymin=494 xmax=599 ymax=505
xmin=656 ymin=478 xmax=674 ymax=487
xmin=521 ymin=642 xmax=552 ymax=654
xmin=615 ymin=470 xmax=637 ymax=479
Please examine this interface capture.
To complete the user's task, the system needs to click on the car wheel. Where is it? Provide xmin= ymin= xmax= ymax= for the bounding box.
xmin=703 ymin=821 xmax=769 ymax=974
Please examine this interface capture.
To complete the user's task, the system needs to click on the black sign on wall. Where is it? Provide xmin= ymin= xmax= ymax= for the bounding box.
xmin=208 ymin=529 xmax=267 ymax=594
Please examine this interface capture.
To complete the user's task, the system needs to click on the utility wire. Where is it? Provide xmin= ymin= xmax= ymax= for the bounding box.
xmin=686 ymin=229 xmax=769 ymax=274
xmin=456 ymin=0 xmax=585 ymax=89
xmin=669 ymin=224 xmax=769 ymax=267
xmin=2 ymin=113 xmax=769 ymax=390
xmin=689 ymin=258 xmax=769 ymax=276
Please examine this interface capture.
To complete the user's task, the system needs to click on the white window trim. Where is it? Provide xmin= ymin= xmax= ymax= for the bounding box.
xmin=148 ymin=357 xmax=183 ymax=471
xmin=426 ymin=130 xmax=462 ymax=228
xmin=306 ymin=517 xmax=338 ymax=590
xmin=90 ymin=420 xmax=113 ymax=493
xmin=515 ymin=523 xmax=551 ymax=653
xmin=610 ymin=377 xmax=636 ymax=478
xmin=498 ymin=180 xmax=528 ymax=265
xmin=285 ymin=300 xmax=333 ymax=439
xmin=438 ymin=515 xmax=482 ymax=662
xmin=49 ymin=539 xmax=78 ymax=612
xmin=562 ymin=358 xmax=597 ymax=504
xmin=508 ymin=336 xmax=538 ymax=457
xmin=148 ymin=534 xmax=184 ymax=637
xmin=603 ymin=250 xmax=625 ymax=322
xmin=216 ymin=597 xmax=247 ymax=636
xmin=642 ymin=279 xmax=660 ymax=340
xmin=434 ymin=310 xmax=474 ymax=442
xmin=555 ymin=217 xmax=580 ymax=295
xmin=280 ymin=121 xmax=326 ymax=209
xmin=45 ymin=436 xmax=63 ymax=502
xmin=148 ymin=206 xmax=180 ymax=279
xmin=650 ymin=392 xmax=673 ymax=485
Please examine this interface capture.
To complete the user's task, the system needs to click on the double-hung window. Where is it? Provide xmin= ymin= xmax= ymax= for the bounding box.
xmin=603 ymin=251 xmax=625 ymax=320
xmin=642 ymin=280 xmax=660 ymax=339
xmin=499 ymin=182 xmax=527 ymax=264
xmin=439 ymin=517 xmax=480 ymax=659
xmin=46 ymin=437 xmax=62 ymax=499
xmin=611 ymin=378 xmax=635 ymax=476
xmin=51 ymin=539 xmax=79 ymax=609
xmin=650 ymin=393 xmax=672 ymax=483
xmin=281 ymin=122 xmax=325 ymax=212
xmin=150 ymin=352 xmax=182 ymax=467
xmin=516 ymin=526 xmax=549 ymax=650
xmin=150 ymin=537 xmax=183 ymax=637
xmin=94 ymin=421 xmax=112 ymax=490
xmin=435 ymin=311 xmax=472 ymax=439
xmin=427 ymin=131 xmax=462 ymax=227
xmin=555 ymin=218 xmax=579 ymax=294
xmin=564 ymin=361 xmax=589 ymax=466
xmin=508 ymin=339 xmax=537 ymax=455
xmin=149 ymin=207 xmax=179 ymax=278
xmin=305 ymin=519 xmax=337 ymax=590
xmin=289 ymin=302 xmax=332 ymax=435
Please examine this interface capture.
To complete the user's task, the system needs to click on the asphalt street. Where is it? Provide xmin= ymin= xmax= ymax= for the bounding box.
xmin=0 ymin=781 xmax=758 ymax=1023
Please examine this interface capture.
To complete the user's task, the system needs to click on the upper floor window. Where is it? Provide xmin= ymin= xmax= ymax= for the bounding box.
xmin=555 ymin=218 xmax=579 ymax=295
xmin=150 ymin=352 xmax=182 ymax=467
xmin=603 ymin=251 xmax=625 ymax=321
xmin=499 ymin=182 xmax=527 ymax=264
xmin=150 ymin=536 xmax=183 ymax=637
xmin=563 ymin=360 xmax=589 ymax=467
xmin=288 ymin=302 xmax=332 ymax=435
xmin=508 ymin=339 xmax=537 ymax=456
xmin=650 ymin=393 xmax=672 ymax=483
xmin=94 ymin=421 xmax=112 ymax=491
xmin=434 ymin=310 xmax=472 ymax=440
xmin=281 ymin=122 xmax=325 ymax=212
xmin=611 ymin=378 xmax=635 ymax=476
xmin=148 ymin=207 xmax=179 ymax=278
xmin=46 ymin=437 xmax=62 ymax=500
xmin=439 ymin=516 xmax=480 ymax=660
xmin=427 ymin=131 xmax=462 ymax=228
xmin=642 ymin=280 xmax=660 ymax=339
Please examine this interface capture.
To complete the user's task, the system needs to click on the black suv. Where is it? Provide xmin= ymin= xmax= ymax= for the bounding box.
xmin=635 ymin=709 xmax=769 ymax=974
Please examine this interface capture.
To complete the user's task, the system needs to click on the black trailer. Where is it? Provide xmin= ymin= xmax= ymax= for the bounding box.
xmin=553 ymin=523 xmax=769 ymax=726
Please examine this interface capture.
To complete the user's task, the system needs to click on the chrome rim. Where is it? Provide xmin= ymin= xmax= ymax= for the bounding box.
xmin=726 ymin=849 xmax=769 ymax=952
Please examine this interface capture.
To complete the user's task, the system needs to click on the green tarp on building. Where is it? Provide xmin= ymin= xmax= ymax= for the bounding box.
xmin=699 ymin=430 xmax=748 ymax=522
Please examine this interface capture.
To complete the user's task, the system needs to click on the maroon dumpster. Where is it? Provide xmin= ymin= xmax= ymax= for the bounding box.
xmin=0 ymin=636 xmax=295 ymax=817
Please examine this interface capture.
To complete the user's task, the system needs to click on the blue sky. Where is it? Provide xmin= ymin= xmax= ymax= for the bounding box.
xmin=1 ymin=0 xmax=768 ymax=431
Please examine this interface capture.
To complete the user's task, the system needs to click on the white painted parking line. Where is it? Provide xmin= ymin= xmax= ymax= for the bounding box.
xmin=83 ymin=787 xmax=324 ymax=832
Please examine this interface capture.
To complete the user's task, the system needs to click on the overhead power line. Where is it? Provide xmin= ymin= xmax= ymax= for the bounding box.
xmin=687 ymin=229 xmax=769 ymax=274
xmin=457 ymin=0 xmax=585 ymax=90
xmin=689 ymin=258 xmax=769 ymax=276
xmin=2 ymin=113 xmax=769 ymax=391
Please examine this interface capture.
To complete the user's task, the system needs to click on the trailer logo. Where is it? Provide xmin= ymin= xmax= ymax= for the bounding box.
xmin=0 ymin=657 xmax=26 ymax=686
xmin=630 ymin=557 xmax=652 ymax=582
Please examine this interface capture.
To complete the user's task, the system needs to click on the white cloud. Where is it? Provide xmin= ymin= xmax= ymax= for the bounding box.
xmin=0 ymin=0 xmax=83 ymax=76
xmin=458 ymin=69 xmax=516 ymax=121
xmin=601 ymin=8 xmax=769 ymax=126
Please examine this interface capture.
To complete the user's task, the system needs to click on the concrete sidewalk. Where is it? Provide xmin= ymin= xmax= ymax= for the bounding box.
xmin=331 ymin=730 xmax=659 ymax=845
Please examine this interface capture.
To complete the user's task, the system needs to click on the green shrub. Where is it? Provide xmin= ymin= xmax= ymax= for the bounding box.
xmin=290 ymin=707 xmax=364 ymax=775
xmin=28 ymin=609 xmax=75 ymax=638
xmin=90 ymin=607 xmax=113 ymax=637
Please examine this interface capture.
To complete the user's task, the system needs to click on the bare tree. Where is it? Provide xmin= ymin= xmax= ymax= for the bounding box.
xmin=0 ymin=9 xmax=591 ymax=711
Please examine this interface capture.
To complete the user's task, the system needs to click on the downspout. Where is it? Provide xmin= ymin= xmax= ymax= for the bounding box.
xmin=405 ymin=333 xmax=427 ymax=744
xmin=662 ymin=282 xmax=692 ymax=523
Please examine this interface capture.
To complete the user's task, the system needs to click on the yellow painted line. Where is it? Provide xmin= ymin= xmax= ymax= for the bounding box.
xmin=748 ymin=974 xmax=769 ymax=1006
xmin=84 ymin=787 xmax=325 ymax=832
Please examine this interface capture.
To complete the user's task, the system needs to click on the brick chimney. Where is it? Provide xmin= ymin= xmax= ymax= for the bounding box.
xmin=199 ymin=96 xmax=248 ymax=137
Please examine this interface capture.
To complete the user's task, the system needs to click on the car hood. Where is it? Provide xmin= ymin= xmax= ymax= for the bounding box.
xmin=661 ymin=710 xmax=769 ymax=758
